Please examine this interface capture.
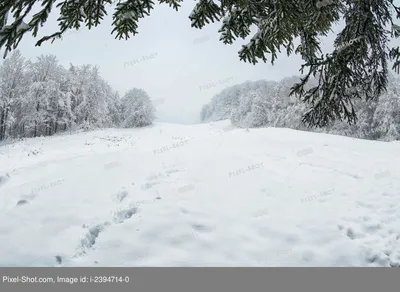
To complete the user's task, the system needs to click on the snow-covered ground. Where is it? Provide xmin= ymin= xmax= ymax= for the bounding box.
xmin=0 ymin=120 xmax=400 ymax=267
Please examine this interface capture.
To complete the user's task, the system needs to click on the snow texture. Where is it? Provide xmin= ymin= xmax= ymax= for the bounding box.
xmin=0 ymin=120 xmax=400 ymax=267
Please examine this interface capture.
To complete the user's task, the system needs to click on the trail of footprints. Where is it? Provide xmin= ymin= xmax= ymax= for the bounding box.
xmin=71 ymin=189 xmax=138 ymax=260
xmin=7 ymin=165 xmax=212 ymax=265
xmin=59 ymin=167 xmax=186 ymax=265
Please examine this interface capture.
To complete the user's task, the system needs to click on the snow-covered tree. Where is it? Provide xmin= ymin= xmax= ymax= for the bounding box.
xmin=79 ymin=66 xmax=111 ymax=130
xmin=22 ymin=54 xmax=67 ymax=137
xmin=201 ymin=81 xmax=278 ymax=123
xmin=201 ymin=74 xmax=400 ymax=142
xmin=121 ymin=88 xmax=155 ymax=128
xmin=0 ymin=50 xmax=126 ymax=140
xmin=230 ymin=91 xmax=255 ymax=127
xmin=373 ymin=75 xmax=400 ymax=141
xmin=107 ymin=91 xmax=123 ymax=126
xmin=0 ymin=50 xmax=28 ymax=140
xmin=3 ymin=1 xmax=400 ymax=127
xmin=200 ymin=84 xmax=244 ymax=122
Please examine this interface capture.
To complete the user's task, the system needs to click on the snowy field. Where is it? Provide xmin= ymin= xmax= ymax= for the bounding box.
xmin=0 ymin=120 xmax=400 ymax=267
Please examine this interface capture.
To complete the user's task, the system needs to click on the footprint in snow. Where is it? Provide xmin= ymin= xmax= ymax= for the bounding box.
xmin=16 ymin=199 xmax=29 ymax=206
xmin=147 ymin=173 xmax=164 ymax=181
xmin=192 ymin=224 xmax=217 ymax=235
xmin=0 ymin=173 xmax=10 ymax=188
xmin=112 ymin=190 xmax=128 ymax=203
xmin=141 ymin=181 xmax=160 ymax=190
xmin=165 ymin=169 xmax=182 ymax=175
xmin=74 ymin=222 xmax=111 ymax=257
xmin=112 ymin=206 xmax=138 ymax=224
xmin=345 ymin=227 xmax=364 ymax=240
xmin=15 ymin=190 xmax=37 ymax=207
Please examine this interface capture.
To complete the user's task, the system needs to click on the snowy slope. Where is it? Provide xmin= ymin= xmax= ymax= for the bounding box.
xmin=0 ymin=120 xmax=400 ymax=267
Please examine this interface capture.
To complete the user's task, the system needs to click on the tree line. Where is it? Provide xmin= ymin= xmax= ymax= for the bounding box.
xmin=2 ymin=0 xmax=400 ymax=127
xmin=201 ymin=75 xmax=400 ymax=142
xmin=0 ymin=50 xmax=155 ymax=142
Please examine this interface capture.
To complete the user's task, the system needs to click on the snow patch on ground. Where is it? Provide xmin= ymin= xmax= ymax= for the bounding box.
xmin=0 ymin=121 xmax=399 ymax=267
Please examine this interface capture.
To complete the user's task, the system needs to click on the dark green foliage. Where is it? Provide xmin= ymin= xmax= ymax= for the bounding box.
xmin=1 ymin=0 xmax=400 ymax=127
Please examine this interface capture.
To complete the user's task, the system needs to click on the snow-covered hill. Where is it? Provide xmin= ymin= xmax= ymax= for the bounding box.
xmin=0 ymin=121 xmax=400 ymax=267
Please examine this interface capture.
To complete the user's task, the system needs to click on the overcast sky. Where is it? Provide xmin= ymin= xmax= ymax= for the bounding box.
xmin=3 ymin=1 xmax=400 ymax=124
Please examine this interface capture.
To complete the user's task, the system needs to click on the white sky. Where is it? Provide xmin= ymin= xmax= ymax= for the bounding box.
xmin=2 ymin=1 xmax=400 ymax=124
